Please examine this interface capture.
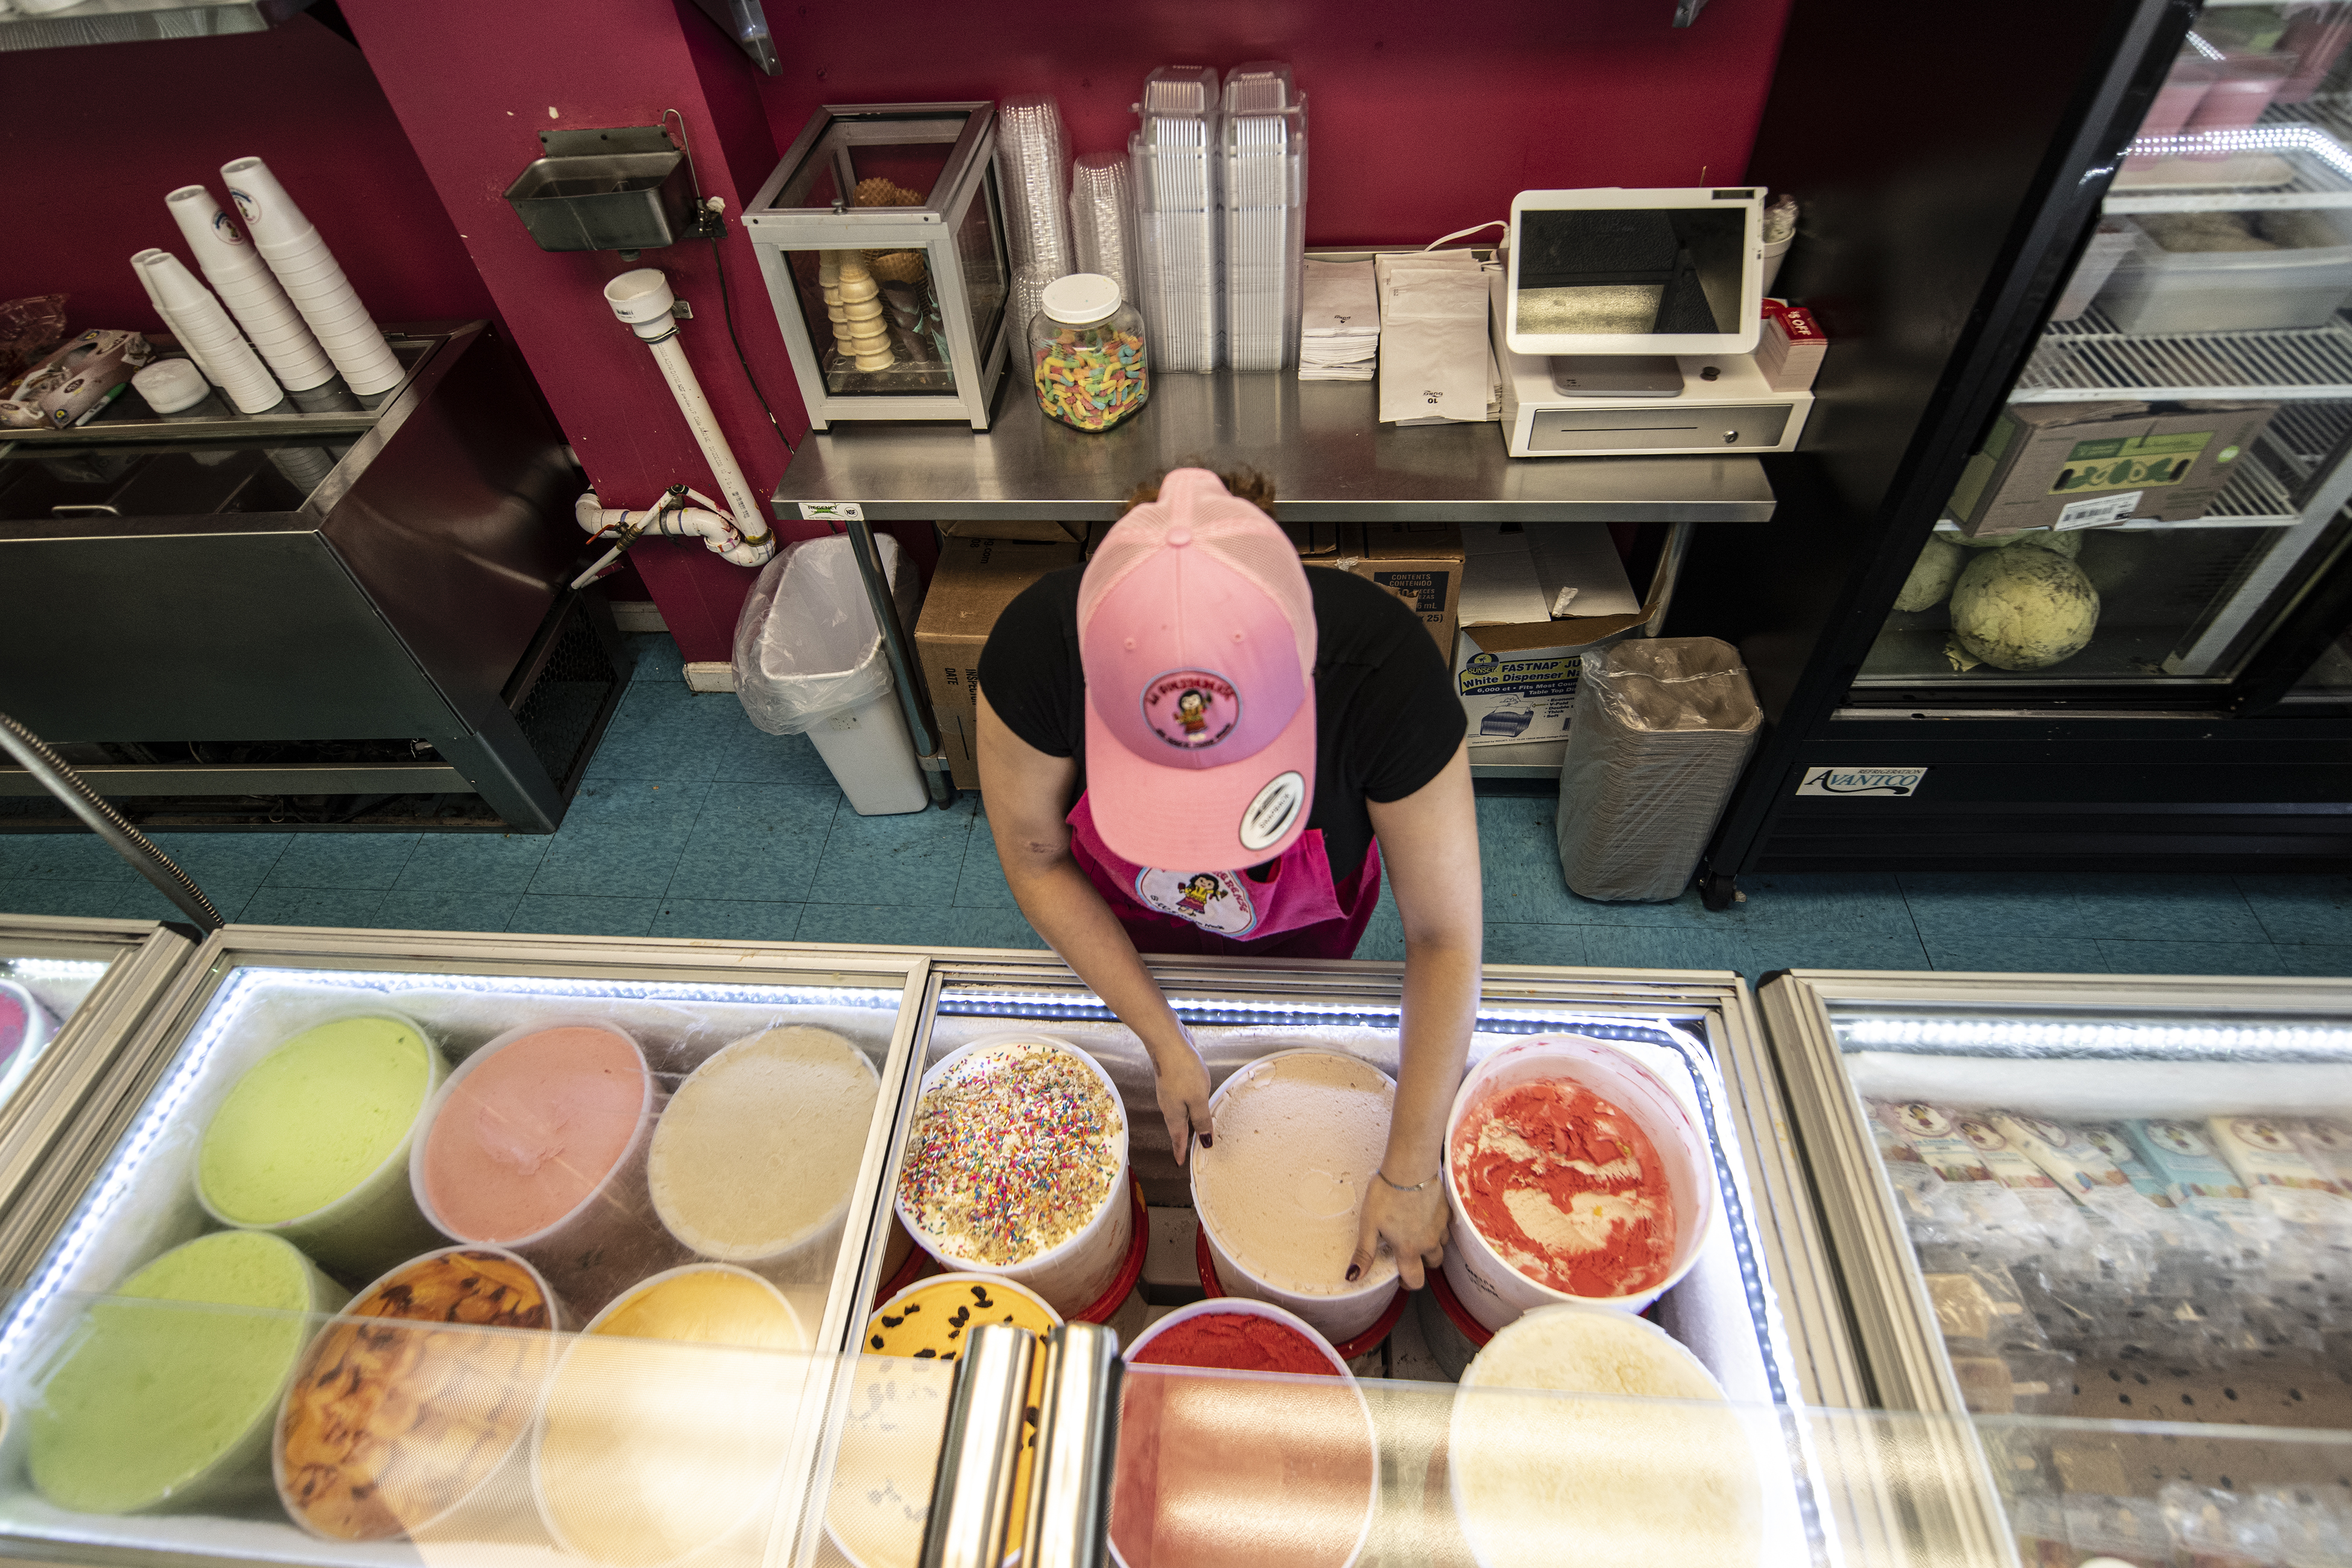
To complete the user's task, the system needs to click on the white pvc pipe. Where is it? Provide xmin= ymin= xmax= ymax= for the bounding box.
xmin=601 ymin=268 xmax=773 ymax=552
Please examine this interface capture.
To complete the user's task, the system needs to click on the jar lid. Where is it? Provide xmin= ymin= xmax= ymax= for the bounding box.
xmin=132 ymin=358 xmax=212 ymax=414
xmin=1042 ymin=274 xmax=1124 ymax=327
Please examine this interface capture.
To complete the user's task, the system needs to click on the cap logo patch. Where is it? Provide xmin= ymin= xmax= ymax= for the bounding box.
xmin=1239 ymin=771 xmax=1306 ymax=852
xmin=1142 ymin=669 xmax=1239 ymax=750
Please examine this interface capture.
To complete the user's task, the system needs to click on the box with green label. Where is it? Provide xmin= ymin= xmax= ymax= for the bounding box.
xmin=1948 ymin=399 xmax=2277 ymax=537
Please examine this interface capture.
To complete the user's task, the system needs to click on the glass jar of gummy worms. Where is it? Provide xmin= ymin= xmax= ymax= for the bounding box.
xmin=1029 ymin=274 xmax=1149 ymax=432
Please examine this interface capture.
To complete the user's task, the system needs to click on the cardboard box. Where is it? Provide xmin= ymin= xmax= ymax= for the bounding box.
xmin=1452 ymin=522 xmax=1652 ymax=746
xmin=938 ymin=519 xmax=1089 ymax=545
xmin=914 ymin=534 xmax=1086 ymax=789
xmin=1950 ymin=400 xmax=2279 ymax=537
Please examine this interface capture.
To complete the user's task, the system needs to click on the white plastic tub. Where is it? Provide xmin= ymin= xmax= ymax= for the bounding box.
xmin=897 ymin=1035 xmax=1132 ymax=1315
xmin=1441 ymin=1034 xmax=1717 ymax=1331
xmin=2098 ymin=212 xmax=2352 ymax=333
xmin=808 ymin=688 xmax=928 ymax=816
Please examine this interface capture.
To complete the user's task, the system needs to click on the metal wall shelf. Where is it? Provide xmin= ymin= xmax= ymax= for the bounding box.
xmin=2013 ymin=305 xmax=2352 ymax=401
xmin=770 ymin=370 xmax=1777 ymax=523
xmin=0 ymin=0 xmax=309 ymax=51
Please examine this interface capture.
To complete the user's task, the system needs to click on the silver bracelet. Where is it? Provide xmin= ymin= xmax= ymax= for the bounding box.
xmin=1376 ymin=1167 xmax=1440 ymax=1193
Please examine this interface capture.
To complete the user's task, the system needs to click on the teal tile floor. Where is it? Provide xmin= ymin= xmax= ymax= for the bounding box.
xmin=2 ymin=636 xmax=2347 ymax=984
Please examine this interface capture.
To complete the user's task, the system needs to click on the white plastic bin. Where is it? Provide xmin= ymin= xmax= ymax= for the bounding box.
xmin=733 ymin=534 xmax=928 ymax=816
xmin=2097 ymin=211 xmax=2352 ymax=333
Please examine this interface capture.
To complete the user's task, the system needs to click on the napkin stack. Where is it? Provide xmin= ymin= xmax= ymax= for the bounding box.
xmin=1298 ymin=258 xmax=1378 ymax=381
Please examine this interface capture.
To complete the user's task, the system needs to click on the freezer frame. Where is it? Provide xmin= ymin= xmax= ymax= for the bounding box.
xmin=1757 ymin=967 xmax=2352 ymax=1418
xmin=0 ymin=914 xmax=195 ymax=1262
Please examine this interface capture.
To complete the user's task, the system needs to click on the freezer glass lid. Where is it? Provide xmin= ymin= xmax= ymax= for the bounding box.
xmin=0 ymin=955 xmax=922 ymax=1568
xmin=1824 ymin=993 xmax=2352 ymax=1564
xmin=0 ymin=947 xmax=114 ymax=1111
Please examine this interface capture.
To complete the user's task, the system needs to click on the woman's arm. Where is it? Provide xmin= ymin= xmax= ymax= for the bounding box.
xmin=1349 ymin=739 xmax=1482 ymax=1289
xmin=976 ymin=691 xmax=1215 ymax=1164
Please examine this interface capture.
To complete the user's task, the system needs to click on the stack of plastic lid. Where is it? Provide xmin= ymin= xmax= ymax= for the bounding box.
xmin=1128 ymin=65 xmax=1223 ymax=372
xmin=997 ymin=95 xmax=1075 ymax=335
xmin=1222 ymin=63 xmax=1306 ymax=372
xmin=1068 ymin=151 xmax=1138 ymax=308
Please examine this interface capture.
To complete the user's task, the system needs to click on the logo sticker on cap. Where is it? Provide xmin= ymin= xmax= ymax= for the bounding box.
xmin=1133 ymin=868 xmax=1259 ymax=935
xmin=1239 ymin=770 xmax=1306 ymax=852
xmin=1142 ymin=670 xmax=1239 ymax=750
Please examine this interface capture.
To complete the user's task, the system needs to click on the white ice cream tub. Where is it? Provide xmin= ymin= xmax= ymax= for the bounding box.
xmin=1190 ymin=1049 xmax=1402 ymax=1345
xmin=896 ymin=1035 xmax=1131 ymax=1317
xmin=1440 ymin=1035 xmax=1715 ymax=1331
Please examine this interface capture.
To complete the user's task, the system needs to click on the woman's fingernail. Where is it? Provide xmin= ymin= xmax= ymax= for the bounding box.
xmin=1199 ymin=1134 xmax=1212 ymax=1149
xmin=1345 ymin=1264 xmax=1361 ymax=1282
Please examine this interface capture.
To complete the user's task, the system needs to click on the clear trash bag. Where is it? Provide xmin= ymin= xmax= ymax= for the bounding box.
xmin=732 ymin=534 xmax=911 ymax=736
xmin=1554 ymin=637 xmax=1762 ymax=903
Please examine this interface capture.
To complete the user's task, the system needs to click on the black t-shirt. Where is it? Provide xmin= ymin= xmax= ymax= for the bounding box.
xmin=978 ymin=565 xmax=1467 ymax=881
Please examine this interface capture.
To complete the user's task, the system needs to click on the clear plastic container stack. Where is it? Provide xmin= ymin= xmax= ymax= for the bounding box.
xmin=1068 ymin=151 xmax=1139 ymax=311
xmin=995 ymin=95 xmax=1075 ymax=341
xmin=1129 ymin=66 xmax=1222 ymax=372
xmin=1221 ymin=63 xmax=1306 ymax=372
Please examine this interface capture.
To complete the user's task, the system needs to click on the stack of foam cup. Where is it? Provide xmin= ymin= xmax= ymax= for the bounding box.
xmin=167 ymin=185 xmax=337 ymax=393
xmin=136 ymin=253 xmax=284 ymax=414
xmin=221 ymin=156 xmax=403 ymax=396
xmin=129 ymin=248 xmax=224 ymax=389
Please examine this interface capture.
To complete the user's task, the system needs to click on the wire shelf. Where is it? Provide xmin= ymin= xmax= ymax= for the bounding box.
xmin=2014 ymin=305 xmax=2352 ymax=402
xmin=1935 ymin=441 xmax=2297 ymax=533
xmin=2265 ymin=399 xmax=2352 ymax=473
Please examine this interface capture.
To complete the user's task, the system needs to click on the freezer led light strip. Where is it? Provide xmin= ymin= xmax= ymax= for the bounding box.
xmin=1839 ymin=1015 xmax=2352 ymax=1060
xmin=0 ymin=966 xmax=902 ymax=1365
xmin=4 ymin=958 xmax=108 ymax=982
xmin=938 ymin=987 xmax=1707 ymax=1043
xmin=2124 ymin=122 xmax=2352 ymax=181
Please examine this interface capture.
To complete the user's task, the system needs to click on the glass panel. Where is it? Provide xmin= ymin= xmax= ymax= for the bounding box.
xmin=779 ymin=247 xmax=959 ymax=397
xmin=1822 ymin=1002 xmax=2352 ymax=1434
xmin=0 ymin=944 xmax=119 ymax=1110
xmin=768 ymin=111 xmax=969 ymax=212
xmin=1854 ymin=5 xmax=2352 ymax=697
xmin=2280 ymin=620 xmax=2352 ymax=700
xmin=956 ymin=162 xmax=1010 ymax=369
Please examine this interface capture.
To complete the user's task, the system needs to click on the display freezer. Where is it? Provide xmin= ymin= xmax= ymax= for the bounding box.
xmin=0 ymin=914 xmax=196 ymax=1266
xmin=1760 ymin=970 xmax=2352 ymax=1568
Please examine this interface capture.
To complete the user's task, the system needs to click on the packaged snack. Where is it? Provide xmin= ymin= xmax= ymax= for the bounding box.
xmin=2205 ymin=1116 xmax=2352 ymax=1226
xmin=2120 ymin=1120 xmax=2249 ymax=1206
xmin=1991 ymin=1112 xmax=2133 ymax=1197
xmin=2081 ymin=1125 xmax=2178 ymax=1208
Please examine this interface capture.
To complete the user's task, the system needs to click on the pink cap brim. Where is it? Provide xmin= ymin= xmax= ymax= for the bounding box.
xmin=1085 ymin=686 xmax=1316 ymax=870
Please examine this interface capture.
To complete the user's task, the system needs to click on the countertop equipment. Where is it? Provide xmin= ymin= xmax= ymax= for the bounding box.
xmin=0 ymin=323 xmax=622 ymax=832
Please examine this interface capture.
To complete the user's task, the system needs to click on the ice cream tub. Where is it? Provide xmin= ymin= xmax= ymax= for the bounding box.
xmin=1440 ymin=1035 xmax=1716 ymax=1330
xmin=1191 ymin=1049 xmax=1403 ymax=1345
xmin=413 ymin=1019 xmax=688 ymax=1317
xmin=1112 ymin=1299 xmax=1376 ymax=1568
xmin=25 ymin=1231 xmax=348 ymax=1516
xmin=0 ymin=978 xmax=60 ymax=1071
xmin=895 ymin=1034 xmax=1130 ymax=1317
xmin=649 ymin=1025 xmax=881 ymax=1285
xmin=534 ymin=1263 xmax=812 ymax=1568
xmin=1447 ymin=1303 xmax=1758 ymax=1568
xmin=195 ymin=1011 xmax=449 ymax=1282
xmin=275 ymin=1244 xmax=563 ymax=1543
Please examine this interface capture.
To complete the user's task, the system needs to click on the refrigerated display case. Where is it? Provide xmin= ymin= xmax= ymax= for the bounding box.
xmin=1672 ymin=0 xmax=2352 ymax=887
xmin=1760 ymin=969 xmax=2352 ymax=1568
xmin=0 ymin=914 xmax=194 ymax=1252
xmin=0 ymin=926 xmax=1914 ymax=1568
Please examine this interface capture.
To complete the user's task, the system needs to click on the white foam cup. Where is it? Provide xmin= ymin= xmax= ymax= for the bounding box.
xmin=263 ymin=247 xmax=346 ymax=289
xmin=896 ymin=1035 xmax=1131 ymax=1317
xmin=1191 ymin=1050 xmax=1403 ymax=1345
xmin=220 ymin=156 xmax=316 ymax=248
xmin=142 ymin=253 xmax=283 ymax=414
xmin=1439 ymin=1035 xmax=1716 ymax=1332
xmin=168 ymin=185 xmax=273 ymax=284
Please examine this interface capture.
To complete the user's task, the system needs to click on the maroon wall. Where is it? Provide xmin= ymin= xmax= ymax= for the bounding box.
xmin=755 ymin=0 xmax=1796 ymax=250
xmin=0 ymin=16 xmax=492 ymax=337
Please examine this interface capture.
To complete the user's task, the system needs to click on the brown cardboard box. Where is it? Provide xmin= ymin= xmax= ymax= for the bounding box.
xmin=938 ymin=519 xmax=1089 ymax=545
xmin=1451 ymin=522 xmax=1658 ymax=745
xmin=915 ymin=534 xmax=1084 ymax=789
xmin=1351 ymin=519 xmax=1462 ymax=656
xmin=1950 ymin=400 xmax=2278 ymax=537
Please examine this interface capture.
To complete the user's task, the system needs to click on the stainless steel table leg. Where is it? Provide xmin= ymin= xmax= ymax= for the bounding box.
xmin=846 ymin=517 xmax=958 ymax=809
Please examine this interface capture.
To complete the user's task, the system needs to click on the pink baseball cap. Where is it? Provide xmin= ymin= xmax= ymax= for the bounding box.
xmin=1079 ymin=469 xmax=1317 ymax=869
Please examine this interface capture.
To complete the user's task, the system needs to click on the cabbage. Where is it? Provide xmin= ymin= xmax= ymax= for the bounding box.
xmin=1949 ymin=545 xmax=2100 ymax=670
xmin=1894 ymin=536 xmax=1967 ymax=612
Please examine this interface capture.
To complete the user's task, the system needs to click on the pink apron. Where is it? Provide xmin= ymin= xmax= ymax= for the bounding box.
xmin=1066 ymin=792 xmax=1383 ymax=959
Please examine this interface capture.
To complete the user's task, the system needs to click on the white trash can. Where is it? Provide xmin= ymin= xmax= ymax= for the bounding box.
xmin=733 ymin=534 xmax=929 ymax=815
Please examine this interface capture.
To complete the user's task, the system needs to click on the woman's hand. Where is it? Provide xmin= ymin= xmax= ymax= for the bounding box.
xmin=1348 ymin=1172 xmax=1448 ymax=1290
xmin=1150 ymin=1034 xmax=1214 ymax=1166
